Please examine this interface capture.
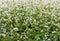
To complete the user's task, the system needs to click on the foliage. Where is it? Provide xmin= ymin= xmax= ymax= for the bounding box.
xmin=0 ymin=0 xmax=60 ymax=41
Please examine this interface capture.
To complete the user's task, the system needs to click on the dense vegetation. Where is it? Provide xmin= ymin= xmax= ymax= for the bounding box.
xmin=0 ymin=0 xmax=60 ymax=41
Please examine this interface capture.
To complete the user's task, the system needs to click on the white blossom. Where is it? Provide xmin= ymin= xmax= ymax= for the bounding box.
xmin=13 ymin=27 xmax=19 ymax=31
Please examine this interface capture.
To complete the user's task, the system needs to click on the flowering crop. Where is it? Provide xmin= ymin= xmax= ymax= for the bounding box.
xmin=0 ymin=0 xmax=60 ymax=41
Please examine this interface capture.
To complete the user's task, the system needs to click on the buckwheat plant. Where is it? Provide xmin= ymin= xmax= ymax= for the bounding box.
xmin=0 ymin=0 xmax=60 ymax=41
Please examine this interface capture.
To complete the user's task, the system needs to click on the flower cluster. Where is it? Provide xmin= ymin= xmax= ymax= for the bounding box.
xmin=0 ymin=0 xmax=60 ymax=41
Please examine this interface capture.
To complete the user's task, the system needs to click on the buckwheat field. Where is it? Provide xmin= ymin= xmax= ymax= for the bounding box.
xmin=0 ymin=0 xmax=60 ymax=41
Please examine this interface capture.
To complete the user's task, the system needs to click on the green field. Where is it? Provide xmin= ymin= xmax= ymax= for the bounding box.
xmin=0 ymin=0 xmax=60 ymax=41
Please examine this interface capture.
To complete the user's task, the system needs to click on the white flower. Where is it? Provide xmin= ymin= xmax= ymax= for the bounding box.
xmin=48 ymin=39 xmax=50 ymax=41
xmin=41 ymin=30 xmax=43 ymax=32
xmin=10 ymin=36 xmax=14 ymax=39
xmin=13 ymin=27 xmax=18 ymax=31
xmin=14 ymin=0 xmax=18 ymax=3
xmin=17 ymin=40 xmax=19 ymax=41
xmin=52 ymin=31 xmax=56 ymax=33
xmin=0 ymin=33 xmax=6 ymax=37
